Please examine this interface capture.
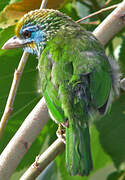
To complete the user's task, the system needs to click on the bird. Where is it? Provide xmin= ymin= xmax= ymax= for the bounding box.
xmin=2 ymin=9 xmax=120 ymax=176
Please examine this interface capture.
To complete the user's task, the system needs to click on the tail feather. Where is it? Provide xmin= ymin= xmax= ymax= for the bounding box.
xmin=66 ymin=122 xmax=93 ymax=176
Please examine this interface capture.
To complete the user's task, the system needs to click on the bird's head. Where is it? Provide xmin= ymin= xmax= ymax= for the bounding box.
xmin=2 ymin=9 xmax=74 ymax=56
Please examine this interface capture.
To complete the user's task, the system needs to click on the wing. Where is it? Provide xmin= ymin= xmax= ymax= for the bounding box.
xmin=39 ymin=45 xmax=73 ymax=123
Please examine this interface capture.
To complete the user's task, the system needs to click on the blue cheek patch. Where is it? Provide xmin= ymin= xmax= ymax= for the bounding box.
xmin=31 ymin=30 xmax=45 ymax=44
xmin=20 ymin=25 xmax=45 ymax=55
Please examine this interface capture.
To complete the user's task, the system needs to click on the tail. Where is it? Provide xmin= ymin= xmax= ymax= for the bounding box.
xmin=65 ymin=122 xmax=93 ymax=176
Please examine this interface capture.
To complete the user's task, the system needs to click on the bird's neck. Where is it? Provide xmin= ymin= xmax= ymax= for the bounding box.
xmin=37 ymin=16 xmax=80 ymax=56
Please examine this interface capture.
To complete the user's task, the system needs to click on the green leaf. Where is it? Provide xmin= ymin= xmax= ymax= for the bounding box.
xmin=0 ymin=0 xmax=10 ymax=12
xmin=60 ymin=2 xmax=80 ymax=21
xmin=90 ymin=164 xmax=116 ymax=180
xmin=95 ymin=93 xmax=125 ymax=170
xmin=107 ymin=171 xmax=125 ymax=180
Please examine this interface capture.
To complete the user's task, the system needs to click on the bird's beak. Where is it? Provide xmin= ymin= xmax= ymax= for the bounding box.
xmin=2 ymin=36 xmax=26 ymax=50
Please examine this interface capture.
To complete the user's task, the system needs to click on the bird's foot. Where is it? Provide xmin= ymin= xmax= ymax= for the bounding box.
xmin=56 ymin=123 xmax=65 ymax=144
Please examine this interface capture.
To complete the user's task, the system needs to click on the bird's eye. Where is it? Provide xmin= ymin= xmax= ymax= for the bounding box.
xmin=22 ymin=30 xmax=31 ymax=39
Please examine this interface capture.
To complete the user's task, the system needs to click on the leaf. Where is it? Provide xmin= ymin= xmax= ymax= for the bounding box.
xmin=95 ymin=93 xmax=125 ymax=170
xmin=0 ymin=0 xmax=67 ymax=28
xmin=107 ymin=171 xmax=125 ymax=180
xmin=0 ymin=0 xmax=10 ymax=12
xmin=60 ymin=1 xmax=80 ymax=21
xmin=90 ymin=164 xmax=116 ymax=180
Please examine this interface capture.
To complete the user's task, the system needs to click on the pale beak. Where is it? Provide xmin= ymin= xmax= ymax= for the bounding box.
xmin=2 ymin=36 xmax=26 ymax=50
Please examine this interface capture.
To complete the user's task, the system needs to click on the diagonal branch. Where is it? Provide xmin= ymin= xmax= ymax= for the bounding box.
xmin=20 ymin=138 xmax=65 ymax=180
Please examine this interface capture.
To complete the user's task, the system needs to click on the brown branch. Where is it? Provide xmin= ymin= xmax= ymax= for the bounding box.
xmin=20 ymin=138 xmax=65 ymax=180
xmin=104 ymin=0 xmax=112 ymax=6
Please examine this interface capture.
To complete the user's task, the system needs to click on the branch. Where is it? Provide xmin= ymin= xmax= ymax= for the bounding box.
xmin=40 ymin=0 xmax=48 ymax=9
xmin=93 ymin=0 xmax=125 ymax=45
xmin=20 ymin=138 xmax=65 ymax=180
xmin=104 ymin=0 xmax=111 ymax=6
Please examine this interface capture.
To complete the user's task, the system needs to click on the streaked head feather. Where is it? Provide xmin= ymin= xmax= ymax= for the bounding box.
xmin=15 ymin=9 xmax=56 ymax=37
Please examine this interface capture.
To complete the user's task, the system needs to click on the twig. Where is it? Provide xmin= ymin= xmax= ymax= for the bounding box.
xmin=40 ymin=0 xmax=48 ymax=9
xmin=76 ymin=4 xmax=119 ymax=23
xmin=20 ymin=138 xmax=65 ymax=180
xmin=0 ymin=52 xmax=29 ymax=139
xmin=104 ymin=0 xmax=111 ymax=6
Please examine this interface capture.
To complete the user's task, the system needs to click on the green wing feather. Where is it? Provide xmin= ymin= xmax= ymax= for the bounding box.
xmin=43 ymin=82 xmax=66 ymax=123
xmin=90 ymin=67 xmax=112 ymax=112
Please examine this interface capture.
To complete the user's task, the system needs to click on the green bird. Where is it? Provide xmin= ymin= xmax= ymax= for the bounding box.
xmin=2 ymin=9 xmax=119 ymax=176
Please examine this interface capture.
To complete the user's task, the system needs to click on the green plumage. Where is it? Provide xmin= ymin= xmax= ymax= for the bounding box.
xmin=3 ymin=9 xmax=120 ymax=176
xmin=39 ymin=24 xmax=115 ymax=175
